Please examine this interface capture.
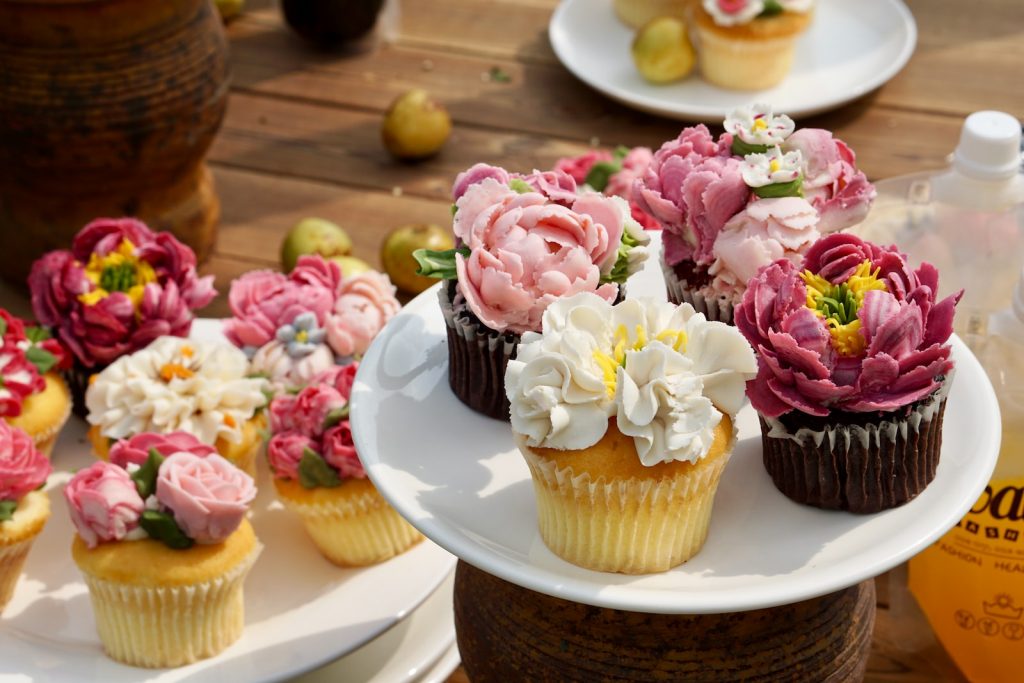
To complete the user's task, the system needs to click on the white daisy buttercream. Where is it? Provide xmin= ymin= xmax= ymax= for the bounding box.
xmin=86 ymin=336 xmax=269 ymax=444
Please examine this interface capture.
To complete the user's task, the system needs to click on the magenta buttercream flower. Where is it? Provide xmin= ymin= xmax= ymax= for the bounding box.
xmin=290 ymin=383 xmax=347 ymax=437
xmin=553 ymin=151 xmax=613 ymax=184
xmin=108 ymin=431 xmax=217 ymax=469
xmin=28 ymin=218 xmax=215 ymax=368
xmin=155 ymin=452 xmax=255 ymax=545
xmin=267 ymin=432 xmax=315 ymax=480
xmin=64 ymin=461 xmax=144 ymax=549
xmin=315 ymin=362 xmax=359 ymax=402
xmin=324 ymin=272 xmax=401 ymax=358
xmin=784 ymin=129 xmax=876 ymax=233
xmin=322 ymin=423 xmax=365 ymax=479
xmin=736 ymin=233 xmax=960 ymax=418
xmin=452 ymin=163 xmax=512 ymax=201
xmin=0 ymin=422 xmax=51 ymax=502
xmin=605 ymin=147 xmax=660 ymax=231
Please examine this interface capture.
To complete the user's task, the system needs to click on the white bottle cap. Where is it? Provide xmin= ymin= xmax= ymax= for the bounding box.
xmin=953 ymin=111 xmax=1022 ymax=181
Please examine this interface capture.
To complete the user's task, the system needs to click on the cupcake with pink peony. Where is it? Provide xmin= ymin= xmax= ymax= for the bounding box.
xmin=28 ymin=218 xmax=216 ymax=415
xmin=0 ymin=308 xmax=72 ymax=457
xmin=85 ymin=336 xmax=270 ymax=477
xmin=634 ymin=103 xmax=875 ymax=324
xmin=735 ymin=233 xmax=961 ymax=513
xmin=554 ymin=146 xmax=661 ymax=230
xmin=224 ymin=254 xmax=400 ymax=394
xmin=414 ymin=163 xmax=651 ymax=420
xmin=0 ymin=421 xmax=52 ymax=613
xmin=266 ymin=363 xmax=423 ymax=566
xmin=65 ymin=445 xmax=260 ymax=668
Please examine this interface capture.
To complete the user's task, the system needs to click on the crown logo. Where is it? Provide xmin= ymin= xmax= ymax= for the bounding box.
xmin=983 ymin=594 xmax=1023 ymax=620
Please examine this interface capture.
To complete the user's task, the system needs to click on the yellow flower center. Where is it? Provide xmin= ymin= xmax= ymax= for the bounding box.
xmin=78 ymin=239 xmax=157 ymax=309
xmin=159 ymin=363 xmax=195 ymax=382
xmin=591 ymin=324 xmax=687 ymax=398
xmin=296 ymin=329 xmax=309 ymax=343
xmin=800 ymin=260 xmax=887 ymax=357
xmin=769 ymin=158 xmax=781 ymax=173
xmin=752 ymin=118 xmax=768 ymax=132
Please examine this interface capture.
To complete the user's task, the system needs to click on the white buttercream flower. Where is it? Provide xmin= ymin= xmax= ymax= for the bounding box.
xmin=742 ymin=146 xmax=804 ymax=188
xmin=725 ymin=104 xmax=796 ymax=146
xmin=703 ymin=0 xmax=765 ymax=26
xmin=778 ymin=0 xmax=813 ymax=12
xmin=250 ymin=339 xmax=335 ymax=393
xmin=85 ymin=336 xmax=269 ymax=445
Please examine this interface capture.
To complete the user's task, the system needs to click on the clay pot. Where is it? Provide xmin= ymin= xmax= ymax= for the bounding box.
xmin=0 ymin=0 xmax=228 ymax=286
xmin=454 ymin=561 xmax=876 ymax=682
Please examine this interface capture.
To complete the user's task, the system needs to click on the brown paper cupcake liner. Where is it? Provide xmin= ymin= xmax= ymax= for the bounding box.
xmin=64 ymin=359 xmax=105 ymax=419
xmin=661 ymin=254 xmax=734 ymax=324
xmin=517 ymin=430 xmax=734 ymax=574
xmin=758 ymin=379 xmax=951 ymax=514
xmin=439 ymin=281 xmax=519 ymax=421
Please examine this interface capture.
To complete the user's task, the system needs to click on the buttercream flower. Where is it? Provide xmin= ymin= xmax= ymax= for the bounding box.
xmin=322 ymin=424 xmax=365 ymax=479
xmin=324 ymin=272 xmax=401 ymax=358
xmin=291 ymin=383 xmax=347 ymax=437
xmin=322 ymin=362 xmax=359 ymax=402
xmin=783 ymin=129 xmax=876 ymax=232
xmin=28 ymin=218 xmax=215 ymax=368
xmin=741 ymin=146 xmax=804 ymax=188
xmin=704 ymin=0 xmax=766 ymax=25
xmin=108 ymin=431 xmax=217 ymax=469
xmin=277 ymin=312 xmax=327 ymax=358
xmin=452 ymin=163 xmax=512 ymax=202
xmin=554 ymin=151 xmax=614 ymax=185
xmin=0 ymin=351 xmax=43 ymax=418
xmin=0 ymin=422 xmax=51 ymax=502
xmin=724 ymin=104 xmax=796 ymax=148
xmin=778 ymin=0 xmax=813 ymax=10
xmin=64 ymin=461 xmax=144 ymax=549
xmin=736 ymin=233 xmax=960 ymax=418
xmin=267 ymin=432 xmax=315 ymax=480
xmin=156 ymin=452 xmax=255 ymax=545
xmin=223 ymin=267 xmax=334 ymax=351
xmin=268 ymin=393 xmax=297 ymax=434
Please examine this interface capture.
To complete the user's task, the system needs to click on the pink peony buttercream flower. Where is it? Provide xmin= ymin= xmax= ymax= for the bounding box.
xmin=452 ymin=163 xmax=512 ymax=202
xmin=108 ymin=431 xmax=217 ymax=469
xmin=322 ymin=423 xmax=366 ymax=479
xmin=155 ymin=452 xmax=255 ymax=544
xmin=0 ymin=422 xmax=51 ymax=502
xmin=735 ymin=233 xmax=960 ymax=418
xmin=223 ymin=266 xmax=334 ymax=350
xmin=28 ymin=218 xmax=215 ymax=368
xmin=267 ymin=432 xmax=316 ymax=481
xmin=64 ymin=461 xmax=144 ymax=549
xmin=324 ymin=272 xmax=401 ymax=358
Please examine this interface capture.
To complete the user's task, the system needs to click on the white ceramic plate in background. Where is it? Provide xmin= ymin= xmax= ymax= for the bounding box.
xmin=352 ymin=233 xmax=1000 ymax=615
xmin=548 ymin=0 xmax=917 ymax=121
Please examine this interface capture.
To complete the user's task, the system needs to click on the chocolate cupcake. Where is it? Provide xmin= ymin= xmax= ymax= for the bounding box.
xmin=415 ymin=163 xmax=650 ymax=420
xmin=634 ymin=104 xmax=876 ymax=322
xmin=736 ymin=233 xmax=962 ymax=513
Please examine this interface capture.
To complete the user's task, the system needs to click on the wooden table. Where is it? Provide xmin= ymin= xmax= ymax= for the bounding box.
xmin=3 ymin=0 xmax=1021 ymax=679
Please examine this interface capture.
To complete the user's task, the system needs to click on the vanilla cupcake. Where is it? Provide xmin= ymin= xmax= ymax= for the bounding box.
xmin=267 ymin=364 xmax=422 ymax=566
xmin=65 ymin=453 xmax=260 ymax=668
xmin=0 ymin=422 xmax=52 ymax=612
xmin=506 ymin=293 xmax=756 ymax=573
xmin=85 ymin=337 xmax=269 ymax=477
xmin=692 ymin=0 xmax=814 ymax=90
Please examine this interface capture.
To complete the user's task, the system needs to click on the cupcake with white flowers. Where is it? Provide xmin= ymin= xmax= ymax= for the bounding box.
xmin=634 ymin=104 xmax=875 ymax=323
xmin=85 ymin=337 xmax=270 ymax=477
xmin=505 ymin=293 xmax=757 ymax=574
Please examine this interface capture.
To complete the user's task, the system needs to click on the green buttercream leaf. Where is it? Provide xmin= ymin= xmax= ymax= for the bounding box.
xmin=413 ymin=247 xmax=470 ymax=279
xmin=131 ymin=448 xmax=165 ymax=499
xmin=0 ymin=499 xmax=16 ymax=522
xmin=759 ymin=0 xmax=784 ymax=16
xmin=613 ymin=145 xmax=630 ymax=163
xmin=322 ymin=404 xmax=350 ymax=431
xmin=601 ymin=225 xmax=644 ymax=285
xmin=730 ymin=138 xmax=770 ymax=156
xmin=139 ymin=510 xmax=194 ymax=550
xmin=753 ymin=177 xmax=803 ymax=199
xmin=25 ymin=346 xmax=57 ymax=375
xmin=0 ymin=318 xmax=7 ymax=338
xmin=508 ymin=178 xmax=533 ymax=194
xmin=298 ymin=448 xmax=342 ymax=490
xmin=583 ymin=160 xmax=622 ymax=192
xmin=24 ymin=326 xmax=51 ymax=343
xmin=450 ymin=203 xmax=458 ymax=216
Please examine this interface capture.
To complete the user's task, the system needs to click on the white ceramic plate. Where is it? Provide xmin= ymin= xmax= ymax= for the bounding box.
xmin=0 ymin=320 xmax=456 ymax=683
xmin=548 ymin=0 xmax=917 ymax=121
xmin=418 ymin=643 xmax=461 ymax=683
xmin=296 ymin=572 xmax=456 ymax=683
xmin=352 ymin=233 xmax=1000 ymax=614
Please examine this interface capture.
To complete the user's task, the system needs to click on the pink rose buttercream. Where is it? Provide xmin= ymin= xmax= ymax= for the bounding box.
xmin=290 ymin=383 xmax=347 ymax=437
xmin=267 ymin=432 xmax=315 ymax=480
xmin=322 ymin=423 xmax=365 ymax=479
xmin=108 ymin=431 xmax=217 ymax=469
xmin=0 ymin=422 xmax=51 ymax=503
xmin=324 ymin=272 xmax=401 ymax=358
xmin=64 ymin=461 xmax=144 ymax=548
xmin=554 ymin=150 xmax=613 ymax=185
xmin=155 ymin=452 xmax=255 ymax=545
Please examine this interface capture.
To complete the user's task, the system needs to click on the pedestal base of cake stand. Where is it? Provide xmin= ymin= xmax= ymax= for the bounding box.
xmin=454 ymin=561 xmax=875 ymax=682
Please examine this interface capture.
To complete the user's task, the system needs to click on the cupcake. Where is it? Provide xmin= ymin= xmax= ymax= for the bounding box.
xmin=691 ymin=0 xmax=814 ymax=90
xmin=85 ymin=336 xmax=270 ymax=477
xmin=735 ymin=233 xmax=961 ymax=513
xmin=224 ymin=255 xmax=400 ymax=394
xmin=28 ymin=218 xmax=216 ymax=416
xmin=613 ymin=0 xmax=687 ymax=28
xmin=0 ymin=422 xmax=52 ymax=612
xmin=505 ymin=293 xmax=756 ymax=573
xmin=0 ymin=309 xmax=72 ymax=457
xmin=634 ymin=104 xmax=875 ymax=323
xmin=415 ymin=164 xmax=650 ymax=420
xmin=555 ymin=147 xmax=661 ymax=230
xmin=65 ymin=452 xmax=260 ymax=667
xmin=266 ymin=363 xmax=423 ymax=566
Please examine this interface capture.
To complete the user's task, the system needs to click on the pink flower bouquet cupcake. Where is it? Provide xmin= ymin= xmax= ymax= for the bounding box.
xmin=554 ymin=146 xmax=660 ymax=230
xmin=0 ymin=309 xmax=72 ymax=457
xmin=28 ymin=218 xmax=216 ymax=414
xmin=0 ymin=422 xmax=52 ymax=612
xmin=634 ymin=104 xmax=875 ymax=324
xmin=267 ymin=364 xmax=422 ymax=566
xmin=735 ymin=233 xmax=961 ymax=513
xmin=415 ymin=163 xmax=651 ymax=420
xmin=66 ymin=448 xmax=260 ymax=668
xmin=224 ymin=255 xmax=399 ymax=393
